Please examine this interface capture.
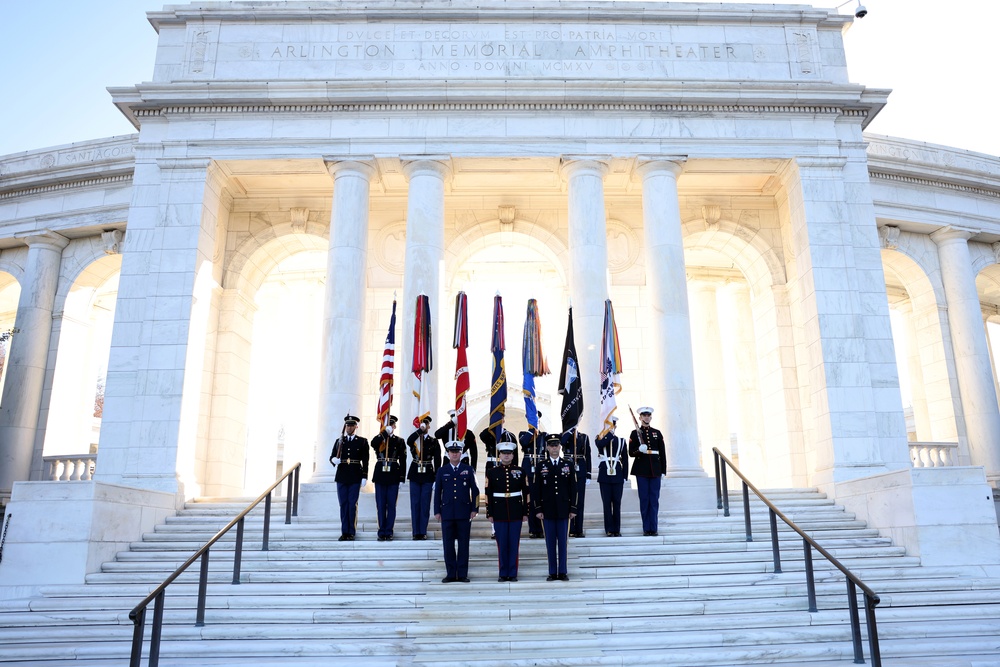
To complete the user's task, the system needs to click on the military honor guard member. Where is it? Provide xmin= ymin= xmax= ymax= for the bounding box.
xmin=480 ymin=418 xmax=519 ymax=475
xmin=370 ymin=415 xmax=406 ymax=541
xmin=595 ymin=416 xmax=629 ymax=537
xmin=629 ymin=406 xmax=667 ymax=536
xmin=434 ymin=440 xmax=480 ymax=582
xmin=561 ymin=428 xmax=592 ymax=537
xmin=518 ymin=412 xmax=546 ymax=539
xmin=533 ymin=434 xmax=577 ymax=581
xmin=486 ymin=440 xmax=528 ymax=581
xmin=407 ymin=416 xmax=441 ymax=541
xmin=329 ymin=414 xmax=370 ymax=541
xmin=435 ymin=409 xmax=478 ymax=471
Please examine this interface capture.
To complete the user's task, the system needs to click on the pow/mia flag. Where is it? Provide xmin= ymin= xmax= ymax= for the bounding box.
xmin=557 ymin=307 xmax=583 ymax=432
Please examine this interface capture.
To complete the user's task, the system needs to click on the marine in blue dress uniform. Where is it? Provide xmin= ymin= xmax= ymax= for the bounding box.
xmin=329 ymin=414 xmax=370 ymax=541
xmin=595 ymin=416 xmax=629 ymax=537
xmin=561 ymin=428 xmax=592 ymax=537
xmin=629 ymin=406 xmax=667 ymax=536
xmin=407 ymin=416 xmax=441 ymax=540
xmin=434 ymin=441 xmax=480 ymax=582
xmin=532 ymin=434 xmax=577 ymax=580
xmin=518 ymin=412 xmax=546 ymax=539
xmin=435 ymin=410 xmax=478 ymax=471
xmin=486 ymin=440 xmax=528 ymax=581
xmin=370 ymin=415 xmax=406 ymax=541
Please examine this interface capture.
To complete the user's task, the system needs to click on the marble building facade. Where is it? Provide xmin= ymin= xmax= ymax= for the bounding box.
xmin=1 ymin=0 xmax=999 ymax=593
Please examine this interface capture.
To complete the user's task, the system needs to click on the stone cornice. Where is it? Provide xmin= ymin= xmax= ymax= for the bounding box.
xmin=869 ymin=171 xmax=1000 ymax=200
xmin=0 ymin=173 xmax=133 ymax=201
xmin=865 ymin=134 xmax=1000 ymax=195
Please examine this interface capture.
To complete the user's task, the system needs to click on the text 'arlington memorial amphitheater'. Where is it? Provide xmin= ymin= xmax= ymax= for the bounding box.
xmin=2 ymin=1 xmax=1000 ymax=665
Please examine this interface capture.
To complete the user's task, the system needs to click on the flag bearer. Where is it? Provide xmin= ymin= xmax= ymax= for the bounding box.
xmin=330 ymin=414 xmax=369 ymax=541
xmin=519 ymin=411 xmax=546 ymax=539
xmin=370 ymin=415 xmax=406 ymax=541
xmin=436 ymin=409 xmax=478 ymax=471
xmin=561 ymin=428 xmax=592 ymax=537
xmin=407 ymin=416 xmax=440 ymax=540
xmin=595 ymin=416 xmax=629 ymax=537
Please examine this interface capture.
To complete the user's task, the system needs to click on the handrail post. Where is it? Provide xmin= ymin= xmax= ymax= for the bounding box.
xmin=129 ymin=607 xmax=146 ymax=667
xmin=149 ymin=590 xmax=165 ymax=667
xmin=285 ymin=474 xmax=293 ymax=525
xmin=865 ymin=594 xmax=882 ymax=667
xmin=195 ymin=550 xmax=210 ymax=627
xmin=720 ymin=463 xmax=730 ymax=517
xmin=714 ymin=450 xmax=723 ymax=509
xmin=769 ymin=508 xmax=781 ymax=573
xmin=742 ymin=481 xmax=752 ymax=542
xmin=803 ymin=539 xmax=817 ymax=612
xmin=262 ymin=492 xmax=272 ymax=551
xmin=292 ymin=465 xmax=300 ymax=517
xmin=232 ymin=517 xmax=244 ymax=585
xmin=847 ymin=579 xmax=865 ymax=664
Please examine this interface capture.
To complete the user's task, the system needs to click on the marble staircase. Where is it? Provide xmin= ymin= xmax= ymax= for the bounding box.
xmin=1 ymin=488 xmax=1000 ymax=666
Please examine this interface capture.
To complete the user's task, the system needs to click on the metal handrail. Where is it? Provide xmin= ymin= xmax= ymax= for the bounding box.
xmin=128 ymin=463 xmax=301 ymax=667
xmin=713 ymin=448 xmax=881 ymax=666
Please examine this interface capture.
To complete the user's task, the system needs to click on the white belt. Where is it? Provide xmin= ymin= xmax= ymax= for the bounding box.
xmin=644 ymin=451 xmax=659 ymax=456
xmin=492 ymin=492 xmax=519 ymax=498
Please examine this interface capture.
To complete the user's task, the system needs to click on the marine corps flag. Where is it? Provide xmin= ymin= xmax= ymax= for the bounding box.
xmin=598 ymin=299 xmax=623 ymax=438
xmin=489 ymin=294 xmax=507 ymax=442
xmin=453 ymin=291 xmax=470 ymax=440
xmin=411 ymin=294 xmax=433 ymax=428
xmin=558 ymin=307 xmax=583 ymax=432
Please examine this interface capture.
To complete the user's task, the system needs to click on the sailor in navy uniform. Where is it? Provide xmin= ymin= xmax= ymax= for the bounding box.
xmin=533 ymin=434 xmax=577 ymax=581
xmin=370 ymin=415 xmax=406 ymax=541
xmin=629 ymin=406 xmax=667 ymax=536
xmin=329 ymin=414 xmax=370 ymax=541
xmin=407 ymin=416 xmax=441 ymax=541
xmin=435 ymin=409 xmax=478 ymax=471
xmin=561 ymin=428 xmax=592 ymax=537
xmin=518 ymin=411 xmax=546 ymax=539
xmin=434 ymin=441 xmax=480 ymax=582
xmin=595 ymin=416 xmax=629 ymax=537
xmin=486 ymin=440 xmax=528 ymax=581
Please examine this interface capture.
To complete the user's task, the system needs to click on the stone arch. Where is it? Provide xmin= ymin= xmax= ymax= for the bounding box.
xmin=52 ymin=236 xmax=123 ymax=316
xmin=444 ymin=219 xmax=570 ymax=286
xmin=223 ymin=223 xmax=329 ymax=300
xmin=680 ymin=217 xmax=786 ymax=297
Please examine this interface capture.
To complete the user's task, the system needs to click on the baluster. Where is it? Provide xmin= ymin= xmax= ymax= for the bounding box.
xmin=48 ymin=459 xmax=60 ymax=481
xmin=55 ymin=458 xmax=68 ymax=481
xmin=69 ymin=459 xmax=84 ymax=481
xmin=940 ymin=446 xmax=954 ymax=466
xmin=83 ymin=458 xmax=94 ymax=480
xmin=919 ymin=446 xmax=932 ymax=468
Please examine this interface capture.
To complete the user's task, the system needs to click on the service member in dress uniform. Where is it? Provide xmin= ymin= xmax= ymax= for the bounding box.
xmin=486 ymin=440 xmax=528 ymax=581
xmin=329 ymin=414 xmax=370 ymax=541
xmin=479 ymin=418 xmax=518 ymax=539
xmin=518 ymin=411 xmax=546 ymax=539
xmin=407 ymin=416 xmax=441 ymax=541
xmin=595 ymin=416 xmax=629 ymax=537
xmin=629 ymin=406 xmax=667 ymax=536
xmin=434 ymin=441 xmax=480 ymax=582
xmin=435 ymin=409 xmax=478 ymax=471
xmin=370 ymin=415 xmax=406 ymax=541
xmin=561 ymin=428 xmax=592 ymax=537
xmin=533 ymin=434 xmax=577 ymax=581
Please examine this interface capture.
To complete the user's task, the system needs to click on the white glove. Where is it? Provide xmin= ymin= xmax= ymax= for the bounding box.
xmin=639 ymin=444 xmax=648 ymax=453
xmin=599 ymin=455 xmax=608 ymax=463
xmin=461 ymin=452 xmax=470 ymax=461
xmin=332 ymin=457 xmax=342 ymax=466
xmin=361 ymin=479 xmax=368 ymax=488
xmin=586 ymin=479 xmax=592 ymax=486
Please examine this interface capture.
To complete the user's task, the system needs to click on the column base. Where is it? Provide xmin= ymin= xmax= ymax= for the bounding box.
xmin=661 ymin=474 xmax=716 ymax=512
xmin=298 ymin=481 xmax=376 ymax=521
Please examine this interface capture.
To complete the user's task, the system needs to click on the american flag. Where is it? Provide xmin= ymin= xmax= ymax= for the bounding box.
xmin=377 ymin=300 xmax=397 ymax=429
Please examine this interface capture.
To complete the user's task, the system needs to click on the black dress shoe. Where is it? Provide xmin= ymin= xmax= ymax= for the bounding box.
xmin=348 ymin=535 xmax=356 ymax=541
xmin=414 ymin=534 xmax=426 ymax=541
xmin=338 ymin=535 xmax=349 ymax=541
xmin=498 ymin=576 xmax=507 ymax=582
xmin=606 ymin=532 xmax=613 ymax=537
xmin=387 ymin=535 xmax=393 ymax=541
xmin=377 ymin=536 xmax=386 ymax=542
xmin=649 ymin=531 xmax=658 ymax=537
xmin=509 ymin=577 xmax=518 ymax=582
xmin=441 ymin=576 xmax=457 ymax=583
xmin=491 ymin=534 xmax=496 ymax=540
xmin=558 ymin=573 xmax=569 ymax=581
xmin=642 ymin=531 xmax=651 ymax=536
xmin=458 ymin=577 xmax=471 ymax=583
xmin=546 ymin=574 xmax=557 ymax=581
xmin=614 ymin=532 xmax=622 ymax=537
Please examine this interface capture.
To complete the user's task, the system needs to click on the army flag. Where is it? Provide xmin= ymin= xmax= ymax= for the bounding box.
xmin=598 ymin=299 xmax=623 ymax=437
xmin=411 ymin=294 xmax=433 ymax=428
xmin=489 ymin=294 xmax=507 ymax=442
xmin=453 ymin=292 xmax=470 ymax=440
xmin=522 ymin=298 xmax=550 ymax=433
xmin=376 ymin=299 xmax=397 ymax=429
xmin=558 ymin=307 xmax=583 ymax=432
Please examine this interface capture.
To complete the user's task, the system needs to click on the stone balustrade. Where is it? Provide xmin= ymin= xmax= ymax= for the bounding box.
xmin=42 ymin=455 xmax=96 ymax=481
xmin=908 ymin=442 xmax=958 ymax=468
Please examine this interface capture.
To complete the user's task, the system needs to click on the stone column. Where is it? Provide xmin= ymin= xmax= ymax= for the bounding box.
xmin=0 ymin=231 xmax=68 ymax=496
xmin=931 ymin=226 xmax=1000 ymax=485
xmin=899 ymin=301 xmax=932 ymax=441
xmin=560 ymin=157 xmax=610 ymax=440
xmin=634 ymin=159 xmax=704 ymax=478
xmin=688 ymin=280 xmax=730 ymax=471
xmin=983 ymin=311 xmax=1000 ymax=414
xmin=400 ymin=157 xmax=450 ymax=430
xmin=313 ymin=159 xmax=377 ymax=483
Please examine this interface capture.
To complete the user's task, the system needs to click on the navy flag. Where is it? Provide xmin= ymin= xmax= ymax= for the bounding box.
xmin=557 ymin=307 xmax=583 ymax=432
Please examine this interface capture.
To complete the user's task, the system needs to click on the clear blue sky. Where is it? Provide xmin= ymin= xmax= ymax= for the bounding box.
xmin=1 ymin=0 xmax=996 ymax=157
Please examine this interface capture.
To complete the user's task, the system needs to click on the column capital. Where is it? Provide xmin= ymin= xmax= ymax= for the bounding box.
xmin=400 ymin=156 xmax=452 ymax=182
xmin=323 ymin=157 xmax=378 ymax=182
xmin=930 ymin=225 xmax=979 ymax=245
xmin=16 ymin=230 xmax=69 ymax=252
xmin=559 ymin=155 xmax=611 ymax=181
xmin=633 ymin=156 xmax=686 ymax=181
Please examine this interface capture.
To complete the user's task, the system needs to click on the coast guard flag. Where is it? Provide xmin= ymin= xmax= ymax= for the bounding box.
xmin=489 ymin=294 xmax=507 ymax=442
xmin=376 ymin=300 xmax=397 ymax=429
xmin=558 ymin=307 xmax=583 ymax=432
